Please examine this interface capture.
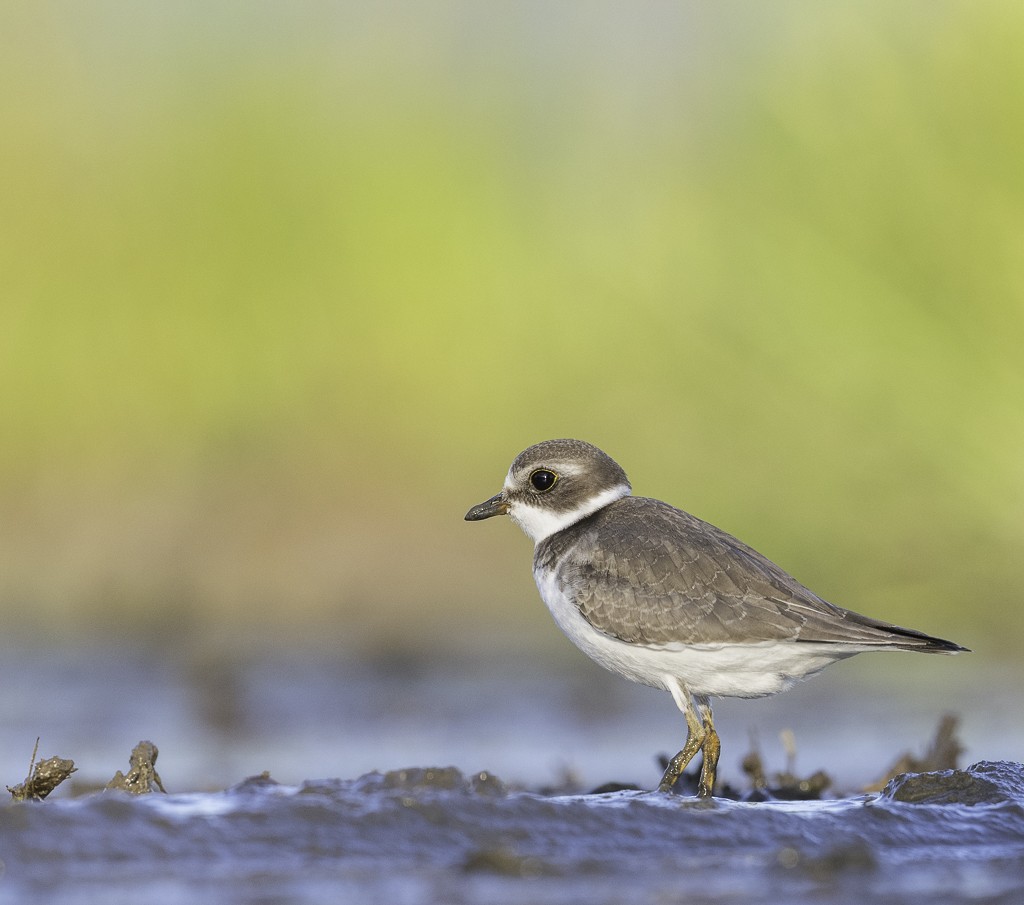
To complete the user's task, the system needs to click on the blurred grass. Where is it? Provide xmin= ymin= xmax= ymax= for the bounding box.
xmin=0 ymin=3 xmax=1021 ymax=653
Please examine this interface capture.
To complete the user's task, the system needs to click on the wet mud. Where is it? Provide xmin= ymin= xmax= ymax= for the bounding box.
xmin=2 ymin=650 xmax=1021 ymax=904
xmin=2 ymin=742 xmax=1023 ymax=905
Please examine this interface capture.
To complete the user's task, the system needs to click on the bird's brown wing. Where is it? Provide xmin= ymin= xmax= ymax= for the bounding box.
xmin=534 ymin=496 xmax=961 ymax=652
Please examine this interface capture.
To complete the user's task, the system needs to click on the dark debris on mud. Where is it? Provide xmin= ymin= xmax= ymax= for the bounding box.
xmin=103 ymin=740 xmax=166 ymax=794
xmin=0 ymin=713 xmax=979 ymax=805
xmin=6 ymin=738 xmax=164 ymax=802
xmin=3 ymin=725 xmax=1024 ymax=905
xmin=5 ymin=737 xmax=77 ymax=802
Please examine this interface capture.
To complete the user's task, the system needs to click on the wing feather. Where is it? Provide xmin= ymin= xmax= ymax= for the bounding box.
xmin=534 ymin=496 xmax=958 ymax=651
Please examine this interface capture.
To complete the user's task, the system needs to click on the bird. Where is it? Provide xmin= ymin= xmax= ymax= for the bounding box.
xmin=464 ymin=438 xmax=967 ymax=797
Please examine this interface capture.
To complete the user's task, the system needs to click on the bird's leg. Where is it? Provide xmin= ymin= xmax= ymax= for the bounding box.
xmin=695 ymin=696 xmax=720 ymax=798
xmin=657 ymin=683 xmax=707 ymax=793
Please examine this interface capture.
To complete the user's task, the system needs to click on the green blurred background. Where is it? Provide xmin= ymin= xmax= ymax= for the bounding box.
xmin=1 ymin=2 xmax=1021 ymax=658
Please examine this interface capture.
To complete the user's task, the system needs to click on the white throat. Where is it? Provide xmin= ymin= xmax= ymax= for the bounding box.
xmin=507 ymin=483 xmax=631 ymax=544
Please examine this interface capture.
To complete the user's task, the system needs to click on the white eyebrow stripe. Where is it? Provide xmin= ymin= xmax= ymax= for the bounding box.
xmin=504 ymin=461 xmax=585 ymax=492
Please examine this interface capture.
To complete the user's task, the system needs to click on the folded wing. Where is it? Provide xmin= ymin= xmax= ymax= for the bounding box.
xmin=536 ymin=496 xmax=964 ymax=653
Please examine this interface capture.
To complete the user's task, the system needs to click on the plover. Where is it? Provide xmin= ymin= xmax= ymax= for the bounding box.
xmin=465 ymin=439 xmax=967 ymax=797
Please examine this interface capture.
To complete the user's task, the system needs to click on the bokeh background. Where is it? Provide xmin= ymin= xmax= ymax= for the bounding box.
xmin=1 ymin=2 xmax=1021 ymax=789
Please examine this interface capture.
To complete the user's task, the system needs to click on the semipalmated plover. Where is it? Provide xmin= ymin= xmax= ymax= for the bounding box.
xmin=465 ymin=439 xmax=967 ymax=797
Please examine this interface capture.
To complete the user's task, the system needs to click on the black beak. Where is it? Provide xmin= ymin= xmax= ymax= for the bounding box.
xmin=465 ymin=492 xmax=509 ymax=521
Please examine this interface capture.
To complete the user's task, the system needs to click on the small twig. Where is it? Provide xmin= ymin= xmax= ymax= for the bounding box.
xmin=28 ymin=736 xmax=40 ymax=781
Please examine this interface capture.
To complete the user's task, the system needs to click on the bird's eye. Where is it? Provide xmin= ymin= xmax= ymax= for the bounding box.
xmin=529 ymin=469 xmax=558 ymax=492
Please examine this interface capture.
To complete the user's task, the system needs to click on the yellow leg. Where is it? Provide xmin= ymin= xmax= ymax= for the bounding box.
xmin=658 ymin=687 xmax=719 ymax=798
xmin=696 ymin=698 xmax=720 ymax=798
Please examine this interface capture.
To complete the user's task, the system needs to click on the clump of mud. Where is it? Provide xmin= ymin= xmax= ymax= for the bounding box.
xmin=6 ymin=739 xmax=77 ymax=801
xmin=105 ymin=740 xmax=166 ymax=794
xmin=4 ymin=715 xmax=968 ymax=803
xmin=880 ymin=759 xmax=1024 ymax=805
xmin=6 ymin=738 xmax=166 ymax=801
xmin=739 ymin=728 xmax=832 ymax=801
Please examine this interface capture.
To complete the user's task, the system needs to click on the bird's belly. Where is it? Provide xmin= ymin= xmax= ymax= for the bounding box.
xmin=534 ymin=570 xmax=855 ymax=699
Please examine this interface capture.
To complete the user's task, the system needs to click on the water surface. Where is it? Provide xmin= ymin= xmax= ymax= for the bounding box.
xmin=3 ymin=761 xmax=1023 ymax=904
xmin=2 ymin=644 xmax=1022 ymax=903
